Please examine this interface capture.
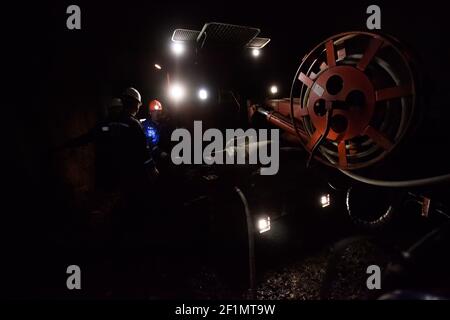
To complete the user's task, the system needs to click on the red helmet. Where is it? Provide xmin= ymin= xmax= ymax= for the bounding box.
xmin=149 ymin=99 xmax=162 ymax=111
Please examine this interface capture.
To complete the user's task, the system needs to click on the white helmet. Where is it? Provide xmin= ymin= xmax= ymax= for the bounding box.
xmin=123 ymin=87 xmax=142 ymax=105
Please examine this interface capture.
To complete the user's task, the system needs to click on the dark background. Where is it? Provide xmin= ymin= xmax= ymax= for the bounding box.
xmin=2 ymin=0 xmax=450 ymax=298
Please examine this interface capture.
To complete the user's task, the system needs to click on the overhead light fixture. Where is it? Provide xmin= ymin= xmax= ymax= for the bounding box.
xmin=168 ymin=83 xmax=186 ymax=102
xmin=252 ymin=49 xmax=260 ymax=57
xmin=198 ymin=88 xmax=208 ymax=100
xmin=171 ymin=42 xmax=185 ymax=56
xmin=320 ymin=194 xmax=331 ymax=208
xmin=270 ymin=85 xmax=278 ymax=94
xmin=154 ymin=64 xmax=162 ymax=70
xmin=257 ymin=216 xmax=271 ymax=233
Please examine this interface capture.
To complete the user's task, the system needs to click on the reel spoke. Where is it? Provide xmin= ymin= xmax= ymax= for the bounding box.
xmin=298 ymin=72 xmax=313 ymax=88
xmin=375 ymin=84 xmax=413 ymax=101
xmin=338 ymin=140 xmax=348 ymax=167
xmin=325 ymin=40 xmax=336 ymax=67
xmin=307 ymin=130 xmax=322 ymax=150
xmin=357 ymin=37 xmax=384 ymax=71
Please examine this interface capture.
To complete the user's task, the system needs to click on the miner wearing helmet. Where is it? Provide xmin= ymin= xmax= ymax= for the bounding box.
xmin=115 ymin=87 xmax=158 ymax=184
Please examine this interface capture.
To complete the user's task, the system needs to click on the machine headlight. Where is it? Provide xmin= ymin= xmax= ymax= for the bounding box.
xmin=171 ymin=42 xmax=185 ymax=56
xmin=198 ymin=88 xmax=208 ymax=100
xmin=169 ymin=83 xmax=186 ymax=102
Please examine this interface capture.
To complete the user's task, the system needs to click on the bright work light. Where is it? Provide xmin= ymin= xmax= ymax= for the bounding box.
xmin=257 ymin=216 xmax=271 ymax=233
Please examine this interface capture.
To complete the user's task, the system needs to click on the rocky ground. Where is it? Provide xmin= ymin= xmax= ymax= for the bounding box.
xmin=256 ymin=238 xmax=391 ymax=300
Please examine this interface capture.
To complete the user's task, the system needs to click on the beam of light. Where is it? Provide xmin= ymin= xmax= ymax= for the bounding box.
xmin=154 ymin=64 xmax=162 ymax=70
xmin=171 ymin=42 xmax=185 ymax=56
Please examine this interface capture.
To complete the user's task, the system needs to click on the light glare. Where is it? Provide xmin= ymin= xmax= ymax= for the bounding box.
xmin=257 ymin=216 xmax=271 ymax=233
xmin=171 ymin=42 xmax=185 ymax=56
xmin=169 ymin=83 xmax=186 ymax=102
xmin=198 ymin=88 xmax=208 ymax=100
xmin=320 ymin=194 xmax=331 ymax=208
xmin=270 ymin=85 xmax=278 ymax=94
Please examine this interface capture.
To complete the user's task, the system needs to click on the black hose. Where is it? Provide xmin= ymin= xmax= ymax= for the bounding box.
xmin=234 ymin=187 xmax=256 ymax=299
xmin=339 ymin=169 xmax=450 ymax=188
